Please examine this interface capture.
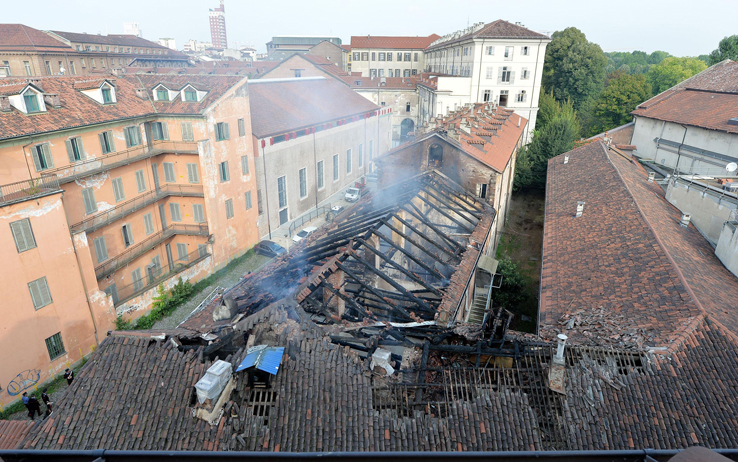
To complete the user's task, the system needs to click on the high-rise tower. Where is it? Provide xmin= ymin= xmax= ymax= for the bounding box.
xmin=209 ymin=0 xmax=227 ymax=50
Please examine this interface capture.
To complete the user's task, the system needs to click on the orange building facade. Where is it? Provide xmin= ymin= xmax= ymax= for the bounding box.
xmin=0 ymin=74 xmax=258 ymax=405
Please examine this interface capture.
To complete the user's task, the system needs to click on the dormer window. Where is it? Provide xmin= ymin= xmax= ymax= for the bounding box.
xmin=156 ymin=89 xmax=168 ymax=100
xmin=180 ymin=85 xmax=205 ymax=103
xmin=24 ymin=92 xmax=40 ymax=113
xmin=102 ymin=87 xmax=113 ymax=103
xmin=184 ymin=89 xmax=197 ymax=101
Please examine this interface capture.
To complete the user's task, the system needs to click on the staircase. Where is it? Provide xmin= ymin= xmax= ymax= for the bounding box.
xmin=467 ymin=286 xmax=491 ymax=325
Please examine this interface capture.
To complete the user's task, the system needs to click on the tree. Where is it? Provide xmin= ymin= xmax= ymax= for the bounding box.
xmin=543 ymin=27 xmax=608 ymax=109
xmin=514 ymin=99 xmax=580 ymax=191
xmin=708 ymin=35 xmax=738 ymax=65
xmin=591 ymin=72 xmax=651 ymax=133
xmin=646 ymin=57 xmax=707 ymax=94
xmin=534 ymin=91 xmax=558 ymax=133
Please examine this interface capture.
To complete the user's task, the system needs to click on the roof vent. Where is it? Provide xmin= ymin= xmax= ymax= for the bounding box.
xmin=554 ymin=333 xmax=568 ymax=364
xmin=680 ymin=213 xmax=691 ymax=228
xmin=135 ymin=88 xmax=148 ymax=99
xmin=648 ymin=172 xmax=655 ymax=183
xmin=43 ymin=93 xmax=61 ymax=109
xmin=575 ymin=201 xmax=585 ymax=218
xmin=564 ymin=155 xmax=569 ymax=164
xmin=0 ymin=95 xmax=11 ymax=113
xmin=728 ymin=117 xmax=738 ymax=126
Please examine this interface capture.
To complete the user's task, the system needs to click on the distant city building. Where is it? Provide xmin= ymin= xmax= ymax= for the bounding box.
xmin=184 ymin=39 xmax=213 ymax=53
xmin=123 ymin=22 xmax=141 ymax=38
xmin=158 ymin=38 xmax=177 ymax=51
xmin=209 ymin=0 xmax=227 ymax=50
xmin=349 ymin=34 xmax=440 ymax=78
xmin=240 ymin=46 xmax=256 ymax=61
xmin=266 ymin=36 xmax=342 ymax=61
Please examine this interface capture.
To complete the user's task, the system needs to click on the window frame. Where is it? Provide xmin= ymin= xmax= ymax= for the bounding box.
xmin=317 ymin=160 xmax=324 ymax=190
xmin=10 ymin=218 xmax=37 ymax=253
xmin=28 ymin=276 xmax=53 ymax=310
xmin=299 ymin=167 xmax=308 ymax=199
xmin=219 ymin=161 xmax=230 ymax=182
xmin=225 ymin=198 xmax=234 ymax=219
xmin=332 ymin=154 xmax=339 ymax=182
xmin=45 ymin=332 xmax=66 ymax=360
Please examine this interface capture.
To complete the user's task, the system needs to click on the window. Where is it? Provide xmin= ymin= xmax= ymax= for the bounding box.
xmin=486 ymin=46 xmax=494 ymax=55
xmin=10 ymin=218 xmax=36 ymax=253
xmin=163 ymin=162 xmax=176 ymax=183
xmin=483 ymin=90 xmax=491 ymax=102
xmin=486 ymin=67 xmax=494 ymax=79
xmin=151 ymin=122 xmax=168 ymax=141
xmin=238 ymin=118 xmax=246 ymax=137
xmin=112 ymin=177 xmax=125 ymax=202
xmin=294 ymin=69 xmax=302 ymax=78
xmin=169 ymin=203 xmax=182 ymax=222
xmin=522 ymin=46 xmax=529 ymax=56
xmin=369 ymin=140 xmax=374 ymax=162
xmin=333 ymin=154 xmax=339 ymax=181
xmin=184 ymin=89 xmax=197 ymax=101
xmin=225 ymin=198 xmax=234 ymax=219
xmin=403 ymin=69 xmax=411 ymax=77
xmin=371 ymin=52 xmax=376 ymax=61
xmin=406 ymin=102 xmax=411 ymax=112
xmin=257 ymin=189 xmax=264 ymax=215
xmin=193 ymin=204 xmax=205 ymax=223
xmin=370 ymin=69 xmax=377 ymax=78
xmin=187 ymin=163 xmax=199 ymax=183
xmin=121 ymin=224 xmax=134 ymax=247
xmin=215 ymin=122 xmax=230 ymax=141
xmin=317 ymin=160 xmax=324 ymax=189
xmin=105 ymin=284 xmax=119 ymax=305
xmin=522 ymin=68 xmax=529 ymax=79
xmin=516 ymin=90 xmax=527 ymax=103
xmin=93 ymin=236 xmax=108 ymax=262
xmin=501 ymin=67 xmax=511 ymax=83
xmin=176 ymin=243 xmax=188 ymax=261
xmin=99 ymin=131 xmax=115 ymax=153
xmin=65 ymin=137 xmax=85 ymax=162
xmin=24 ymin=92 xmax=40 ymax=112
xmin=45 ymin=332 xmax=65 ymax=360
xmin=45 ymin=61 xmax=52 ymax=75
xmin=476 ymin=183 xmax=488 ymax=199
xmin=378 ymin=69 xmax=384 ymax=78
xmin=24 ymin=61 xmax=32 ymax=75
xmin=277 ymin=176 xmax=287 ymax=209
xmin=404 ymin=53 xmax=411 ymax=62
xmin=414 ymin=52 xmax=418 ymax=62
xmin=156 ymin=89 xmax=168 ymax=100
xmin=361 ymin=52 xmax=369 ymax=61
xmin=135 ymin=169 xmax=146 ymax=192
xmin=358 ymin=144 xmax=364 ymax=168
xmin=388 ymin=69 xmax=393 ymax=77
xmin=124 ymin=126 xmax=141 ymax=147
xmin=131 ymin=268 xmax=143 ymax=291
xmin=80 ymin=58 xmax=86 ymax=68
xmin=379 ymin=52 xmax=386 ymax=61
xmin=397 ymin=52 xmax=402 ymax=61
xmin=82 ymin=187 xmax=97 ymax=214
xmin=219 ymin=161 xmax=230 ymax=182
xmin=198 ymin=244 xmax=208 ymax=258
xmin=181 ymin=122 xmax=194 ymax=141
xmin=245 ymin=191 xmax=252 ymax=210
xmin=387 ymin=52 xmax=393 ymax=62
xmin=241 ymin=156 xmax=249 ymax=175
xmin=499 ymin=90 xmax=509 ymax=107
xmin=353 ymin=52 xmax=359 ymax=61
xmin=91 ymin=58 xmax=96 ymax=68
xmin=143 ymin=213 xmax=154 ymax=235
xmin=346 ymin=149 xmax=352 ymax=174
xmin=69 ymin=61 xmax=76 ymax=75
xmin=297 ymin=167 xmax=308 ymax=199
xmin=102 ymin=87 xmax=113 ymax=103
xmin=504 ymin=47 xmax=513 ymax=60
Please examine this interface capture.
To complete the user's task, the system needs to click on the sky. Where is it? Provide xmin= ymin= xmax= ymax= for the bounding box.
xmin=5 ymin=0 xmax=736 ymax=56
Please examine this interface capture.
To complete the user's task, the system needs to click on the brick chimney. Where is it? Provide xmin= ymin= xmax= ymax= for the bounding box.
xmin=43 ymin=93 xmax=62 ymax=109
xmin=0 ymin=95 xmax=11 ymax=112
xmin=135 ymin=88 xmax=149 ymax=99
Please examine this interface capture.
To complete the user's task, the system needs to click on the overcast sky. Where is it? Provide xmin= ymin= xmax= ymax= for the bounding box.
xmin=6 ymin=0 xmax=736 ymax=56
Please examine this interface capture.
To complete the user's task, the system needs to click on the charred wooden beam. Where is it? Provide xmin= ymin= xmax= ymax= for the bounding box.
xmin=370 ymin=229 xmax=446 ymax=281
xmin=424 ymin=179 xmax=484 ymax=215
xmin=420 ymin=186 xmax=480 ymax=227
xmin=321 ymin=280 xmax=369 ymax=320
xmin=414 ymin=340 xmax=431 ymax=405
xmin=413 ymin=192 xmax=474 ymax=233
xmin=379 ymin=218 xmax=452 ymax=265
xmin=390 ymin=212 xmax=461 ymax=256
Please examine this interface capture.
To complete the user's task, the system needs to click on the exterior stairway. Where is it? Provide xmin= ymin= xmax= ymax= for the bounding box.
xmin=467 ymin=286 xmax=491 ymax=325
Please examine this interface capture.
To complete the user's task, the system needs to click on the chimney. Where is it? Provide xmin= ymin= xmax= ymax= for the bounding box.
xmin=680 ymin=213 xmax=691 ymax=227
xmin=554 ymin=333 xmax=568 ymax=364
xmin=517 ymin=117 xmax=520 ymax=127
xmin=0 ymin=95 xmax=11 ymax=112
xmin=648 ymin=172 xmax=655 ymax=183
xmin=564 ymin=155 xmax=569 ymax=164
xmin=575 ymin=201 xmax=585 ymax=218
xmin=135 ymin=88 xmax=148 ymax=99
xmin=43 ymin=93 xmax=61 ymax=109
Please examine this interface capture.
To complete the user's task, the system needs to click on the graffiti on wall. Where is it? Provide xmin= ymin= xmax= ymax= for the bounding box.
xmin=6 ymin=369 xmax=40 ymax=396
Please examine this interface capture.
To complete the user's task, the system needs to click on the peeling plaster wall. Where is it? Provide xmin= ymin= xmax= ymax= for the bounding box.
xmin=356 ymin=88 xmax=418 ymax=145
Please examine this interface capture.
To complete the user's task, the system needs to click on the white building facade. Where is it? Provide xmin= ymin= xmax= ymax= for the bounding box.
xmin=350 ymin=35 xmax=439 ymax=78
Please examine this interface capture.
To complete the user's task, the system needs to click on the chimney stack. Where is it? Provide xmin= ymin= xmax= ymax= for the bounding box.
xmin=680 ymin=213 xmax=691 ymax=227
xmin=648 ymin=172 xmax=655 ymax=183
xmin=0 ymin=95 xmax=11 ymax=112
xmin=554 ymin=333 xmax=568 ymax=364
xmin=43 ymin=93 xmax=61 ymax=109
xmin=575 ymin=201 xmax=585 ymax=218
xmin=564 ymin=155 xmax=569 ymax=164
xmin=135 ymin=88 xmax=148 ymax=99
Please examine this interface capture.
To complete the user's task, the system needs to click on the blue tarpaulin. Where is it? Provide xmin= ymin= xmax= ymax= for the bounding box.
xmin=236 ymin=345 xmax=285 ymax=375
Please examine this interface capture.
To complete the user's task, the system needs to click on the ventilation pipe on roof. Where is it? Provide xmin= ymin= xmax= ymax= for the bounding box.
xmin=0 ymin=95 xmax=10 ymax=113
xmin=564 ymin=155 xmax=569 ymax=164
xmin=648 ymin=172 xmax=655 ymax=183
xmin=575 ymin=201 xmax=585 ymax=218
xmin=517 ymin=117 xmax=520 ymax=127
xmin=43 ymin=93 xmax=61 ymax=109
xmin=135 ymin=88 xmax=148 ymax=99
xmin=680 ymin=213 xmax=691 ymax=227
xmin=554 ymin=333 xmax=568 ymax=364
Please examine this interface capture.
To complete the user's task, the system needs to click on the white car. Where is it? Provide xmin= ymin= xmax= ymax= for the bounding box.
xmin=292 ymin=226 xmax=318 ymax=243
xmin=345 ymin=187 xmax=361 ymax=202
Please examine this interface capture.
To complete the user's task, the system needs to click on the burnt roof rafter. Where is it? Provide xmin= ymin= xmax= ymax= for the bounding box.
xmin=413 ymin=192 xmax=475 ymax=234
xmin=419 ymin=186 xmax=480 ymax=227
xmin=370 ymin=229 xmax=446 ymax=281
xmin=379 ymin=218 xmax=453 ymax=266
xmin=425 ymin=178 xmax=485 ymax=215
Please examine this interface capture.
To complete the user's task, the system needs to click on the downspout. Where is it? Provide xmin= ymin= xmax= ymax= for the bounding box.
xmin=474 ymin=39 xmax=486 ymax=102
xmin=675 ymin=124 xmax=688 ymax=175
xmin=313 ymin=130 xmax=319 ymax=209
xmin=261 ymin=140 xmax=272 ymax=239
xmin=72 ymin=235 xmax=100 ymax=345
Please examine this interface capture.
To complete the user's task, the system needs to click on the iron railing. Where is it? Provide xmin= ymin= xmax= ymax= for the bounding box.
xmin=0 ymin=174 xmax=61 ymax=207
xmin=113 ymin=248 xmax=211 ymax=307
xmin=44 ymin=140 xmax=198 ymax=184
xmin=70 ymin=184 xmax=204 ymax=234
xmin=95 ymin=223 xmax=209 ymax=280
xmin=287 ymin=204 xmax=332 ymax=236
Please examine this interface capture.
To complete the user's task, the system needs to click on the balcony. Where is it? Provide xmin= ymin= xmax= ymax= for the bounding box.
xmin=70 ymin=184 xmax=205 ymax=235
xmin=44 ymin=140 xmax=199 ymax=184
xmin=95 ymin=223 xmax=209 ymax=280
xmin=0 ymin=175 xmax=62 ymax=207
xmin=113 ymin=247 xmax=211 ymax=307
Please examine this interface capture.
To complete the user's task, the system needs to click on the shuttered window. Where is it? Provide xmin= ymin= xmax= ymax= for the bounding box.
xmin=215 ymin=122 xmax=229 ymax=141
xmin=225 ymin=198 xmax=234 ymax=219
xmin=32 ymin=143 xmax=54 ymax=172
xmin=135 ymin=169 xmax=146 ymax=192
xmin=124 ymin=126 xmax=141 ymax=147
xmin=358 ymin=144 xmax=364 ymax=167
xmin=193 ymin=204 xmax=205 ymax=223
xmin=346 ymin=149 xmax=352 ymax=174
xmin=241 ymin=156 xmax=249 ymax=175
xmin=245 ymin=191 xmax=252 ymax=210
xmin=219 ymin=161 xmax=229 ymax=182
xmin=163 ymin=162 xmax=175 ymax=183
xmin=299 ymin=168 xmax=307 ymax=198
xmin=151 ymin=122 xmax=169 ymax=141
xmin=238 ymin=118 xmax=245 ymax=137
xmin=99 ymin=131 xmax=115 ymax=154
xmin=198 ymin=244 xmax=208 ymax=258
xmin=169 ymin=203 xmax=182 ymax=222
xmin=317 ymin=161 xmax=324 ymax=189
xmin=186 ymin=163 xmax=199 ymax=183
xmin=131 ymin=268 xmax=143 ymax=291
xmin=45 ymin=332 xmax=65 ymax=360
xmin=65 ymin=137 xmax=85 ymax=162
xmin=121 ymin=223 xmax=134 ymax=247
xmin=82 ymin=187 xmax=97 ymax=214
xmin=257 ymin=190 xmax=264 ymax=215
xmin=112 ymin=177 xmax=125 ymax=202
xmin=10 ymin=218 xmax=37 ymax=253
xmin=181 ymin=122 xmax=194 ymax=141
xmin=28 ymin=276 xmax=52 ymax=310
xmin=93 ymin=236 xmax=108 ymax=262
xmin=176 ymin=243 xmax=188 ymax=261
xmin=333 ymin=155 xmax=339 ymax=181
xmin=104 ymin=284 xmax=119 ymax=305
xmin=143 ymin=213 xmax=154 ymax=235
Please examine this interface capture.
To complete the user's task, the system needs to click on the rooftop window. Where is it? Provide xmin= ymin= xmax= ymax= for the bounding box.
xmin=102 ymin=87 xmax=113 ymax=103
xmin=24 ymin=92 xmax=40 ymax=113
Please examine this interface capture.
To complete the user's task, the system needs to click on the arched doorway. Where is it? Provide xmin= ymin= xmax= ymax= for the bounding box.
xmin=428 ymin=143 xmax=443 ymax=167
xmin=400 ymin=118 xmax=415 ymax=141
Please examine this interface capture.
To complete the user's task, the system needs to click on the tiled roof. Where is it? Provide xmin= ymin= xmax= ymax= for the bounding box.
xmin=673 ymin=59 xmax=738 ymax=94
xmin=71 ymin=78 xmax=114 ymax=90
xmin=49 ymin=30 xmax=183 ymax=54
xmin=0 ymin=24 xmax=74 ymax=53
xmin=0 ymin=421 xmax=33 ymax=450
xmin=427 ymin=20 xmax=549 ymax=50
xmin=301 ymin=54 xmax=351 ymax=79
xmin=344 ymin=75 xmax=420 ymax=89
xmin=248 ymin=77 xmax=378 ymax=138
xmin=350 ymin=34 xmax=441 ymax=50
xmin=0 ymin=82 xmax=32 ymax=96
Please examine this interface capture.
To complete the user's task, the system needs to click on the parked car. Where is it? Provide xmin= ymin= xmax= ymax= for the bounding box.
xmin=345 ymin=187 xmax=362 ymax=202
xmin=254 ymin=240 xmax=286 ymax=258
xmin=292 ymin=226 xmax=318 ymax=243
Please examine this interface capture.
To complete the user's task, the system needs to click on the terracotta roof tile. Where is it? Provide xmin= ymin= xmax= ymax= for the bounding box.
xmin=49 ymin=30 xmax=182 ymax=55
xmin=350 ymin=34 xmax=440 ymax=50
xmin=0 ymin=421 xmax=34 ymax=450
xmin=0 ymin=24 xmax=74 ymax=53
xmin=427 ymin=20 xmax=549 ymax=50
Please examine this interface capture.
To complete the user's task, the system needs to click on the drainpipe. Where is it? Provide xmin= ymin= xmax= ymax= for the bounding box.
xmin=261 ymin=140 xmax=272 ymax=239
xmin=312 ymin=129 xmax=319 ymax=209
xmin=675 ymin=124 xmax=688 ymax=175
xmin=72 ymin=236 xmax=100 ymax=345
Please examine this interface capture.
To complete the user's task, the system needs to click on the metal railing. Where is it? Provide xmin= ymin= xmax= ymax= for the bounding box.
xmin=113 ymin=248 xmax=212 ymax=307
xmin=287 ymin=203 xmax=332 ymax=236
xmin=95 ymin=223 xmax=209 ymax=280
xmin=0 ymin=174 xmax=61 ymax=207
xmin=70 ymin=184 xmax=204 ymax=234
xmin=43 ymin=140 xmax=198 ymax=184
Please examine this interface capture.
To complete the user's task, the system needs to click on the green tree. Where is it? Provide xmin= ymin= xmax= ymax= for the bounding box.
xmin=708 ymin=35 xmax=738 ymax=65
xmin=646 ymin=56 xmax=707 ymax=94
xmin=591 ymin=72 xmax=651 ymax=133
xmin=515 ymin=99 xmax=580 ymax=191
xmin=543 ymin=27 xmax=608 ymax=109
xmin=534 ymin=91 xmax=558 ymax=133
xmin=490 ymin=257 xmax=529 ymax=312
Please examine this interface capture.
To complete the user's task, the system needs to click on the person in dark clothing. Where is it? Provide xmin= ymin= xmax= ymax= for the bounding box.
xmin=63 ymin=368 xmax=74 ymax=385
xmin=41 ymin=389 xmax=52 ymax=415
xmin=27 ymin=395 xmax=41 ymax=420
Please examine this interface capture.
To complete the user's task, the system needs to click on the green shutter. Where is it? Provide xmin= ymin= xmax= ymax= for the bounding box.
xmin=10 ymin=218 xmax=36 ymax=252
xmin=241 ymin=156 xmax=249 ymax=175
xmin=65 ymin=139 xmax=75 ymax=163
xmin=42 ymin=144 xmax=54 ymax=168
xmin=143 ymin=213 xmax=154 ymax=235
xmin=187 ymin=163 xmax=199 ymax=183
xmin=32 ymin=146 xmax=43 ymax=171
xmin=224 ymin=123 xmax=230 ymax=140
xmin=162 ymin=122 xmax=169 ymax=140
xmin=135 ymin=170 xmax=146 ymax=192
xmin=112 ymin=177 xmax=125 ymax=202
xmin=108 ymin=132 xmax=116 ymax=152
xmin=82 ymin=188 xmax=97 ymax=214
